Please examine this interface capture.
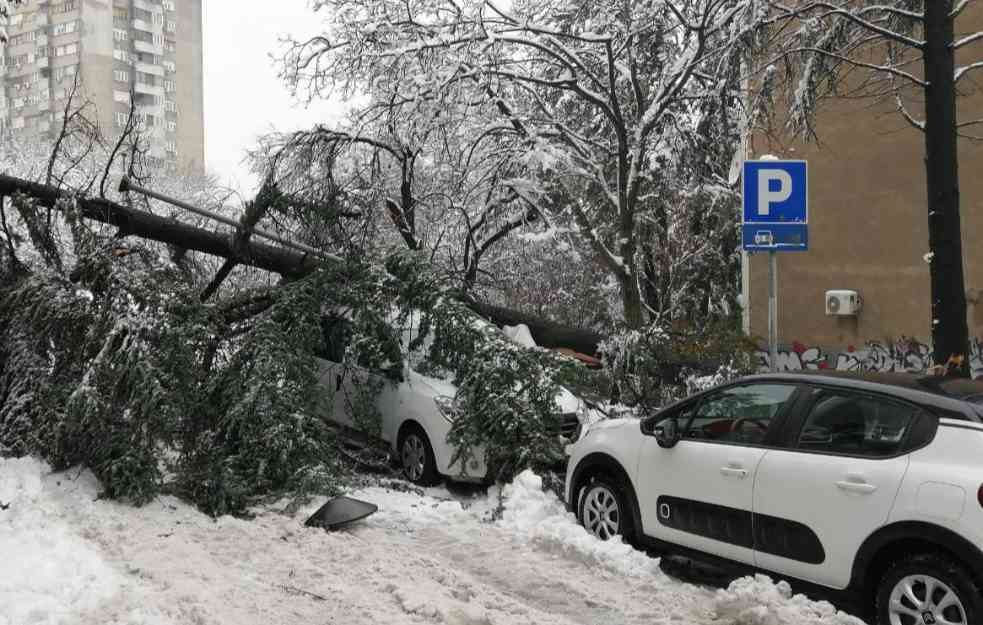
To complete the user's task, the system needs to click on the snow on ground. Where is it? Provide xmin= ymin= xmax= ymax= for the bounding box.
xmin=0 ymin=457 xmax=866 ymax=625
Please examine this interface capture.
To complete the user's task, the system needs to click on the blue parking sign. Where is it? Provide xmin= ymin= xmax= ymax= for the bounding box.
xmin=742 ymin=160 xmax=808 ymax=251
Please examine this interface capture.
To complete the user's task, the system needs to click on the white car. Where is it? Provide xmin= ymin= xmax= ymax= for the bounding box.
xmin=314 ymin=314 xmax=588 ymax=485
xmin=566 ymin=372 xmax=983 ymax=625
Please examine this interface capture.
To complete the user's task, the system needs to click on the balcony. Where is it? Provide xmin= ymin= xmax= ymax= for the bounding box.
xmin=134 ymin=81 xmax=164 ymax=97
xmin=131 ymin=18 xmax=156 ymax=33
xmin=134 ymin=62 xmax=164 ymax=76
xmin=133 ymin=40 xmax=163 ymax=55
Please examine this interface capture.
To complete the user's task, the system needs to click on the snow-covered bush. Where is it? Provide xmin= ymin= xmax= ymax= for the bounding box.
xmin=0 ymin=224 xmax=205 ymax=503
xmin=600 ymin=320 xmax=755 ymax=411
xmin=176 ymin=272 xmax=342 ymax=515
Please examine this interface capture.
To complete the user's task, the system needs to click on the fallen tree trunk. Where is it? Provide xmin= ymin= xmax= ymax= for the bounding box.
xmin=0 ymin=175 xmax=320 ymax=278
xmin=0 ymin=174 xmax=604 ymax=355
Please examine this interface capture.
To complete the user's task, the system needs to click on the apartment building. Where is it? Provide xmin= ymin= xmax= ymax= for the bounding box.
xmin=0 ymin=0 xmax=203 ymax=171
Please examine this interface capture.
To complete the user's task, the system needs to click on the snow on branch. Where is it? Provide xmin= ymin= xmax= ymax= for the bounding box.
xmin=953 ymin=31 xmax=983 ymax=50
xmin=956 ymin=60 xmax=983 ymax=83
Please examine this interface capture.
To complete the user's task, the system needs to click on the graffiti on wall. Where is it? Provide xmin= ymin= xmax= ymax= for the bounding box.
xmin=756 ymin=337 xmax=983 ymax=379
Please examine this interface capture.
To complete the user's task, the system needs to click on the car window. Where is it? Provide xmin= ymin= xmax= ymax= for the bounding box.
xmin=683 ymin=384 xmax=796 ymax=445
xmin=317 ymin=315 xmax=351 ymax=363
xmin=796 ymin=391 xmax=918 ymax=457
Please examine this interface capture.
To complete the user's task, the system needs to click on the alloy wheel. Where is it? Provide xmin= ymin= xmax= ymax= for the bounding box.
xmin=582 ymin=484 xmax=621 ymax=540
xmin=888 ymin=574 xmax=967 ymax=625
xmin=401 ymin=433 xmax=426 ymax=482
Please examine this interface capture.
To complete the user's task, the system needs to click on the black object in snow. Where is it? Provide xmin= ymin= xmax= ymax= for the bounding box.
xmin=304 ymin=496 xmax=378 ymax=530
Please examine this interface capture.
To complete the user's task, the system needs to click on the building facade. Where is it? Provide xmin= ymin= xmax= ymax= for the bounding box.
xmin=0 ymin=0 xmax=203 ymax=171
xmin=745 ymin=3 xmax=983 ymax=376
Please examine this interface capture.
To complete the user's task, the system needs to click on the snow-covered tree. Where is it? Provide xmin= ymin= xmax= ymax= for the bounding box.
xmin=762 ymin=1 xmax=983 ymax=376
xmin=280 ymin=0 xmax=768 ymax=329
xmin=260 ymin=72 xmax=549 ymax=292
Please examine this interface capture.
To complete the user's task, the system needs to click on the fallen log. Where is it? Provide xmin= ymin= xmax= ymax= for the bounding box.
xmin=0 ymin=174 xmax=320 ymax=278
xmin=0 ymin=174 xmax=604 ymax=355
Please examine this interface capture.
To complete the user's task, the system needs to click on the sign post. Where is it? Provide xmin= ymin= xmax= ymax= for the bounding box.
xmin=742 ymin=160 xmax=808 ymax=372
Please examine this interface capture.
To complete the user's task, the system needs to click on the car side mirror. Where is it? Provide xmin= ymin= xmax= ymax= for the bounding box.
xmin=654 ymin=418 xmax=680 ymax=449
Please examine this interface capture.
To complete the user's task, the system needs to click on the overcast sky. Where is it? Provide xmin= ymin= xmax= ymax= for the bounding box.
xmin=202 ymin=1 xmax=345 ymax=194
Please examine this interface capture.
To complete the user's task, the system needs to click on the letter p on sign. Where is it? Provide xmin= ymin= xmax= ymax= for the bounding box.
xmin=742 ymin=161 xmax=807 ymax=225
xmin=758 ymin=169 xmax=792 ymax=216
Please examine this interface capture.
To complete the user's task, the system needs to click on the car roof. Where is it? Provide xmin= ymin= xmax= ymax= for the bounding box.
xmin=739 ymin=371 xmax=983 ymax=421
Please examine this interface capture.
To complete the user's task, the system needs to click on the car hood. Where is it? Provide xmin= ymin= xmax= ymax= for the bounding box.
xmin=582 ymin=417 xmax=637 ymax=435
xmin=555 ymin=386 xmax=583 ymax=413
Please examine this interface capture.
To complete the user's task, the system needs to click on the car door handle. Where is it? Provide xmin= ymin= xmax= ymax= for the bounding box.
xmin=835 ymin=480 xmax=878 ymax=494
xmin=720 ymin=466 xmax=749 ymax=478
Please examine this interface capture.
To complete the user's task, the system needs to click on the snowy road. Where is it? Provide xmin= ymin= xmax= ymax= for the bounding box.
xmin=1 ymin=458 xmax=866 ymax=625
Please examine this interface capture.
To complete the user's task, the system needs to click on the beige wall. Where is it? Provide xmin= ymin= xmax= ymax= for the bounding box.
xmin=80 ymin=0 xmax=113 ymax=133
xmin=748 ymin=4 xmax=983 ymax=354
xmin=174 ymin=0 xmax=203 ymax=171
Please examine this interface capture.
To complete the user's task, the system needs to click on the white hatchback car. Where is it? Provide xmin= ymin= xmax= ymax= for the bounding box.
xmin=566 ymin=372 xmax=983 ymax=625
xmin=314 ymin=314 xmax=588 ymax=485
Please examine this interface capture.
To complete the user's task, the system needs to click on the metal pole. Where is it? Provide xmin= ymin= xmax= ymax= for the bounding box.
xmin=768 ymin=251 xmax=778 ymax=372
xmin=118 ymin=177 xmax=341 ymax=263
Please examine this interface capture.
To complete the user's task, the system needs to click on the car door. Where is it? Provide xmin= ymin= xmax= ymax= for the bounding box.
xmin=636 ymin=382 xmax=799 ymax=565
xmin=314 ymin=315 xmax=355 ymax=428
xmin=753 ymin=386 xmax=918 ymax=589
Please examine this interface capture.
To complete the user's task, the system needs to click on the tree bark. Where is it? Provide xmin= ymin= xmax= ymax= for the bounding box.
xmin=923 ymin=1 xmax=970 ymax=376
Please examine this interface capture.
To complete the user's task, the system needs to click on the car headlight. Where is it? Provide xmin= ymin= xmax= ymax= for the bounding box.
xmin=434 ymin=395 xmax=457 ymax=423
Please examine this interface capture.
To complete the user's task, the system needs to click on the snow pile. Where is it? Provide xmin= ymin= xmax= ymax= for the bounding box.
xmin=0 ymin=457 xmax=122 ymax=625
xmin=497 ymin=470 xmax=663 ymax=577
xmin=348 ymin=484 xmax=475 ymax=531
xmin=0 ymin=458 xmax=869 ymax=625
xmin=712 ymin=575 xmax=865 ymax=625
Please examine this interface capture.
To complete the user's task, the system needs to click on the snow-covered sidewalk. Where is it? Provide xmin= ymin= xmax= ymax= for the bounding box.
xmin=0 ymin=457 xmax=866 ymax=625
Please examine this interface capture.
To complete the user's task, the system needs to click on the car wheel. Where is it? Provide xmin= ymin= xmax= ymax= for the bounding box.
xmin=875 ymin=552 xmax=982 ymax=625
xmin=577 ymin=474 xmax=634 ymax=542
xmin=398 ymin=425 xmax=440 ymax=486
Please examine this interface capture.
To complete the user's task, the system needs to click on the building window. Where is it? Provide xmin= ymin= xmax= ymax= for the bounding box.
xmin=164 ymin=39 xmax=176 ymax=53
xmin=7 ymin=30 xmax=38 ymax=47
xmin=167 ymin=120 xmax=176 ymax=133
xmin=53 ymin=43 xmax=78 ymax=57
xmin=114 ymin=90 xmax=130 ymax=103
xmin=51 ymin=2 xmax=78 ymax=14
xmin=114 ymin=29 xmax=129 ymax=42
xmin=113 ymin=49 xmax=129 ymax=62
xmin=113 ymin=70 xmax=129 ymax=82
xmin=136 ymin=71 xmax=158 ymax=86
xmin=162 ymin=0 xmax=176 ymax=11
xmin=53 ymin=65 xmax=77 ymax=81
xmin=115 ymin=111 xmax=129 ymax=127
xmin=165 ymin=20 xmax=176 ymax=33
xmin=51 ymin=20 xmax=79 ymax=36
xmin=163 ymin=79 xmax=174 ymax=92
xmin=164 ymin=100 xmax=177 ymax=113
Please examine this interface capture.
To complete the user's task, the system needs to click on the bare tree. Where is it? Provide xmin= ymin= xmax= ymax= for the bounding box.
xmin=280 ymin=0 xmax=767 ymax=328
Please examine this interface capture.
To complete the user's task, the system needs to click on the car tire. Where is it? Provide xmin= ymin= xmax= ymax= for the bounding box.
xmin=576 ymin=473 xmax=635 ymax=543
xmin=398 ymin=425 xmax=440 ymax=486
xmin=875 ymin=552 xmax=982 ymax=625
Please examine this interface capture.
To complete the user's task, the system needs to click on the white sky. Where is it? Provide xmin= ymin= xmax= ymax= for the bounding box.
xmin=202 ymin=1 xmax=346 ymax=195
